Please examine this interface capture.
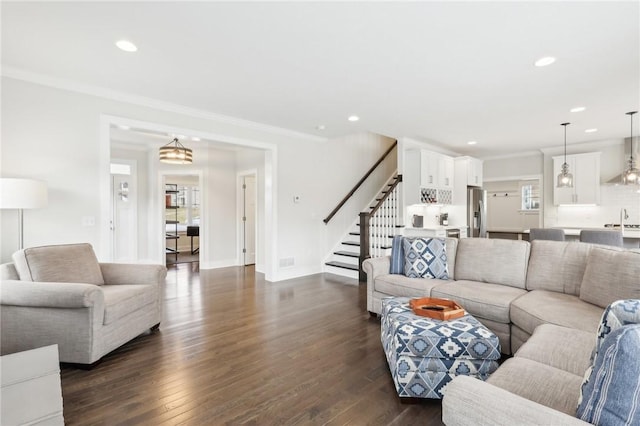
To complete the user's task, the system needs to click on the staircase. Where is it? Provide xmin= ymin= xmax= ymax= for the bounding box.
xmin=324 ymin=174 xmax=402 ymax=279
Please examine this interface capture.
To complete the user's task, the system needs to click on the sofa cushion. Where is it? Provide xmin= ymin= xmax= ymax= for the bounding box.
xmin=487 ymin=357 xmax=583 ymax=416
xmin=454 ymin=239 xmax=530 ymax=289
xmin=402 ymin=237 xmax=449 ymax=279
xmin=577 ymin=324 xmax=640 ymax=425
xmin=526 ymin=240 xmax=592 ymax=296
xmin=101 ymin=285 xmax=157 ymax=325
xmin=510 ymin=290 xmax=602 ymax=335
xmin=515 ymin=324 xmax=594 ymax=376
xmin=431 ymin=280 xmax=527 ymax=324
xmin=579 ymin=248 xmax=640 ymax=309
xmin=374 ymin=274 xmax=450 ymax=298
xmin=12 ymin=243 xmax=104 ymax=285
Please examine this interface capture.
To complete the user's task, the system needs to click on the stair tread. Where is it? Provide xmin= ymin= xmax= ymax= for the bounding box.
xmin=325 ymin=261 xmax=359 ymax=271
xmin=342 ymin=241 xmax=360 ymax=246
xmin=334 ymin=250 xmax=359 ymax=257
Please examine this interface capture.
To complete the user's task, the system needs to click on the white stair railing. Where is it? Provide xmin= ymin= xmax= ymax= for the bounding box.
xmin=359 ymin=175 xmax=402 ymax=281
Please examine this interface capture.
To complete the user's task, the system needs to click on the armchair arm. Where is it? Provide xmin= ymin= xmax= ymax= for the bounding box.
xmin=0 ymin=280 xmax=103 ymax=308
xmin=99 ymin=263 xmax=167 ymax=285
xmin=442 ymin=376 xmax=589 ymax=426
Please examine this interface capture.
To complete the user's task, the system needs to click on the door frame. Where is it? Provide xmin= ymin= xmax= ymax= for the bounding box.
xmin=99 ymin=114 xmax=279 ymax=281
xmin=237 ymin=169 xmax=258 ymax=267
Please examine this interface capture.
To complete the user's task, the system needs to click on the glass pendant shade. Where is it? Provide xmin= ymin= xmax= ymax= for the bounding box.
xmin=623 ymin=111 xmax=639 ymax=185
xmin=159 ymin=138 xmax=193 ymax=164
xmin=557 ymin=163 xmax=574 ymax=187
xmin=556 ymin=122 xmax=573 ymax=188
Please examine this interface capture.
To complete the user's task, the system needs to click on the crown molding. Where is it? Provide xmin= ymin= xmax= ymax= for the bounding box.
xmin=481 ymin=150 xmax=543 ymax=161
xmin=539 ymin=138 xmax=623 ymax=156
xmin=1 ymin=66 xmax=328 ymax=143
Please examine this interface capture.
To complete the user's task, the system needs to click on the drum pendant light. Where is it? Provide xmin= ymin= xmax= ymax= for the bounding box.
xmin=622 ymin=111 xmax=639 ymax=185
xmin=556 ymin=122 xmax=573 ymax=188
xmin=159 ymin=138 xmax=193 ymax=164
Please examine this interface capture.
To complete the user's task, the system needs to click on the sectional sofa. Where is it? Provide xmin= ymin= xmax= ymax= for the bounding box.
xmin=363 ymin=237 xmax=638 ymax=354
xmin=363 ymin=237 xmax=640 ymax=424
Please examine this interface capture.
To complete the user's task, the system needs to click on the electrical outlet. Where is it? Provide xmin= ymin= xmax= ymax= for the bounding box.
xmin=82 ymin=216 xmax=96 ymax=227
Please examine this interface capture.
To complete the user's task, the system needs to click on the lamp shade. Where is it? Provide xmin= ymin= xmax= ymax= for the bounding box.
xmin=0 ymin=178 xmax=48 ymax=209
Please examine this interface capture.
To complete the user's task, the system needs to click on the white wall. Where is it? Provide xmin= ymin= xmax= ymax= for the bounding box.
xmin=483 ymin=152 xmax=543 ymax=181
xmin=1 ymin=77 xmax=394 ymax=281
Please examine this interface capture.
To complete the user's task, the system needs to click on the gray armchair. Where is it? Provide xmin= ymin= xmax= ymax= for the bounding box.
xmin=0 ymin=243 xmax=166 ymax=366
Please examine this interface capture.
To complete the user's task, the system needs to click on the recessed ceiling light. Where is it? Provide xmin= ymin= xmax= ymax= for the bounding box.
xmin=191 ymin=137 xmax=201 ymax=141
xmin=570 ymin=107 xmax=586 ymax=113
xmin=316 ymin=124 xmax=326 ymax=130
xmin=467 ymin=141 xmax=478 ymax=145
xmin=348 ymin=115 xmax=360 ymax=122
xmin=115 ymin=40 xmax=137 ymax=52
xmin=117 ymin=125 xmax=130 ymax=130
xmin=585 ymin=128 xmax=598 ymax=133
xmin=534 ymin=56 xmax=556 ymax=67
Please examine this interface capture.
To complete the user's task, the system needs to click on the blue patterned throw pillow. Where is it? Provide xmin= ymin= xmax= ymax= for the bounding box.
xmin=576 ymin=324 xmax=640 ymax=425
xmin=402 ymin=237 xmax=448 ymax=279
xmin=389 ymin=235 xmax=406 ymax=275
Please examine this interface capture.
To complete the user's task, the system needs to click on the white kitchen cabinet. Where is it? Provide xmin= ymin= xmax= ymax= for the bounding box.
xmin=455 ymin=156 xmax=483 ymax=187
xmin=405 ymin=149 xmax=455 ymax=204
xmin=553 ymin=152 xmax=600 ymax=205
xmin=440 ymin=155 xmax=454 ymax=189
xmin=420 ymin=151 xmax=440 ymax=187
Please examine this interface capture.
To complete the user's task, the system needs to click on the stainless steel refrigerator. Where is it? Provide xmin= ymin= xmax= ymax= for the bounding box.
xmin=467 ymin=187 xmax=487 ymax=238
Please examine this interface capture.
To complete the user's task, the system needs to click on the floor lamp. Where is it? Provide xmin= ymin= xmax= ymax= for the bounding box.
xmin=0 ymin=178 xmax=48 ymax=250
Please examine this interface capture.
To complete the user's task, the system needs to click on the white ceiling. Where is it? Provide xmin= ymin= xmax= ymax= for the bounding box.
xmin=2 ymin=1 xmax=639 ymax=157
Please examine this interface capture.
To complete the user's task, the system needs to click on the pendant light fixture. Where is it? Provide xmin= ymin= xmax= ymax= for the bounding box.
xmin=556 ymin=122 xmax=573 ymax=188
xmin=159 ymin=138 xmax=193 ymax=164
xmin=622 ymin=111 xmax=639 ymax=185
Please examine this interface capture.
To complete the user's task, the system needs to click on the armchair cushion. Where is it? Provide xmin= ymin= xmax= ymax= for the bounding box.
xmin=101 ymin=285 xmax=157 ymax=325
xmin=12 ymin=243 xmax=104 ymax=285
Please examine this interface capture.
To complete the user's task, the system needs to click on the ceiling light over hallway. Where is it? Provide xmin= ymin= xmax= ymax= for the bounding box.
xmin=534 ymin=56 xmax=556 ymax=67
xmin=115 ymin=40 xmax=137 ymax=52
xmin=159 ymin=138 xmax=193 ymax=164
xmin=557 ymin=122 xmax=574 ymax=188
xmin=347 ymin=115 xmax=359 ymax=122
xmin=570 ymin=106 xmax=586 ymax=113
xmin=622 ymin=111 xmax=639 ymax=185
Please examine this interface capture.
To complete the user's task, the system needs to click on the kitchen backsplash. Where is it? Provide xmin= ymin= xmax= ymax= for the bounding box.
xmin=553 ymin=185 xmax=640 ymax=228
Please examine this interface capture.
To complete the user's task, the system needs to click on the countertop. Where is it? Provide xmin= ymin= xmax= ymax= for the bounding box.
xmin=404 ymin=225 xmax=466 ymax=231
xmin=522 ymin=227 xmax=640 ymax=239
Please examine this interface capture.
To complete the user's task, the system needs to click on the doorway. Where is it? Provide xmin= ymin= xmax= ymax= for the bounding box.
xmin=240 ymin=173 xmax=257 ymax=266
xmin=164 ymin=174 xmax=201 ymax=266
xmin=110 ymin=160 xmax=138 ymax=262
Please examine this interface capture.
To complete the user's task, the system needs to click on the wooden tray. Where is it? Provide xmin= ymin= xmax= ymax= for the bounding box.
xmin=409 ymin=297 xmax=465 ymax=321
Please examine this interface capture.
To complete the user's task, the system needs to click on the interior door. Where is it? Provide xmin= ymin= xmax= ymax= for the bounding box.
xmin=243 ymin=175 xmax=256 ymax=265
xmin=111 ymin=170 xmax=137 ymax=262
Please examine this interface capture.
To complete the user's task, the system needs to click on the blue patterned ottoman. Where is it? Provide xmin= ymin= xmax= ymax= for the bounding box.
xmin=381 ymin=297 xmax=501 ymax=399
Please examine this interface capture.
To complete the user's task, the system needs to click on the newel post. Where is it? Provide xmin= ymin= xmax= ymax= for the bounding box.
xmin=359 ymin=212 xmax=370 ymax=282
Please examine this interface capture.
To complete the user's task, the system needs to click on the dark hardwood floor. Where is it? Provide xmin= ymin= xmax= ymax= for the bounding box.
xmin=60 ymin=264 xmax=444 ymax=425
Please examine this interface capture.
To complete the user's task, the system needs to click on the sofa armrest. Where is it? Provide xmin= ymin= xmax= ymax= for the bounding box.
xmin=362 ymin=256 xmax=390 ymax=279
xmin=99 ymin=263 xmax=167 ymax=285
xmin=0 ymin=280 xmax=103 ymax=308
xmin=442 ymin=376 xmax=589 ymax=426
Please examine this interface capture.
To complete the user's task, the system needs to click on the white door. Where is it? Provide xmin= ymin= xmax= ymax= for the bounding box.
xmin=111 ymin=163 xmax=137 ymax=262
xmin=243 ymin=175 xmax=256 ymax=265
